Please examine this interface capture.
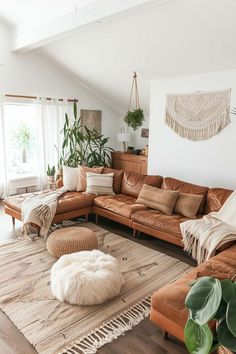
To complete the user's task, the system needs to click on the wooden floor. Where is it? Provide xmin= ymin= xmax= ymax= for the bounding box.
xmin=0 ymin=202 xmax=191 ymax=354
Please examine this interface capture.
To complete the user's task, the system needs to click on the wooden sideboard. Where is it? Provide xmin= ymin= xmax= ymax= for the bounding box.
xmin=111 ymin=151 xmax=148 ymax=175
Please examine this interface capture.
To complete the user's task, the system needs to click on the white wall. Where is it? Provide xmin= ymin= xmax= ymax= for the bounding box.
xmin=129 ymin=117 xmax=149 ymax=150
xmin=149 ymin=70 xmax=236 ymax=189
xmin=0 ymin=22 xmax=119 ymax=149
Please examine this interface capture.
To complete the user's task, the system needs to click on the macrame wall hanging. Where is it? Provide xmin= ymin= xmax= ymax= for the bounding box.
xmin=165 ymin=89 xmax=231 ymax=141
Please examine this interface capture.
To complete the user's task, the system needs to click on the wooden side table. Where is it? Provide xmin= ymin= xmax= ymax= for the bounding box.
xmin=111 ymin=151 xmax=148 ymax=175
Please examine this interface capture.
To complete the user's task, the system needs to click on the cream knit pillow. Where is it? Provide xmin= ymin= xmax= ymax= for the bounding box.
xmin=85 ymin=172 xmax=114 ymax=195
xmin=77 ymin=166 xmax=103 ymax=191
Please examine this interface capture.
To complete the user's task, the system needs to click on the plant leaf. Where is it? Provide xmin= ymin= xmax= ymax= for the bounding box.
xmin=185 ymin=276 xmax=222 ymax=325
xmin=226 ymin=296 xmax=236 ymax=336
xmin=73 ymin=102 xmax=77 ymax=119
xmin=217 ymin=319 xmax=236 ymax=351
xmin=221 ymin=279 xmax=235 ymax=303
xmin=214 ymin=299 xmax=227 ymax=321
xmin=184 ymin=319 xmax=213 ymax=354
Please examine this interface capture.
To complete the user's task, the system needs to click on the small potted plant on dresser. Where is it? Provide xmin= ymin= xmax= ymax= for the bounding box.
xmin=184 ymin=276 xmax=236 ymax=354
xmin=47 ymin=164 xmax=56 ymax=183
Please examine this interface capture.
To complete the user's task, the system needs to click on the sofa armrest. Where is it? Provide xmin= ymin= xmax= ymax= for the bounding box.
xmin=56 ymin=178 xmax=63 ymax=189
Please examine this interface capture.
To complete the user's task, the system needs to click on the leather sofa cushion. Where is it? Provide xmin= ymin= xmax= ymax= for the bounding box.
xmin=56 ymin=192 xmax=95 ymax=214
xmin=131 ymin=210 xmax=197 ymax=237
xmin=5 ymin=192 xmax=95 ymax=215
xmin=136 ymin=185 xmax=179 ymax=215
xmin=102 ymin=167 xmax=124 ymax=194
xmin=204 ymin=188 xmax=233 ymax=214
xmin=121 ymin=171 xmax=163 ymax=198
xmin=94 ymin=194 xmax=148 ymax=219
xmin=151 ymin=244 xmax=236 ymax=328
xmin=162 ymin=177 xmax=208 ymax=214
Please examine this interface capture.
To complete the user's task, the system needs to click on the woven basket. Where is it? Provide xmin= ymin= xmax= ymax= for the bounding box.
xmin=47 ymin=227 xmax=98 ymax=258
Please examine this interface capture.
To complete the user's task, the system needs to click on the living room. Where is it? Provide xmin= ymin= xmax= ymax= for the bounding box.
xmin=0 ymin=1 xmax=236 ymax=354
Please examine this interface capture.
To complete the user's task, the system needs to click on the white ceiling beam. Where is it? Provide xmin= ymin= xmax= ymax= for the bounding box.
xmin=12 ymin=0 xmax=165 ymax=52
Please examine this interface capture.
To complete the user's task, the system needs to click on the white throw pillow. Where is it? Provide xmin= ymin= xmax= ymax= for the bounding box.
xmin=85 ymin=172 xmax=114 ymax=195
xmin=62 ymin=166 xmax=78 ymax=191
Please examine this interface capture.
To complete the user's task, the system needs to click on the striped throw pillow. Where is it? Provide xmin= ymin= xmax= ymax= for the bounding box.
xmin=85 ymin=172 xmax=114 ymax=195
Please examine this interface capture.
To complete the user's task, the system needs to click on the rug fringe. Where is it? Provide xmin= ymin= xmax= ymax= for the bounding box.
xmin=58 ymin=295 xmax=151 ymax=354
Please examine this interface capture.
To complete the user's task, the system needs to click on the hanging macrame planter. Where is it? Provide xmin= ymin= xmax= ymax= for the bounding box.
xmin=124 ymin=72 xmax=145 ymax=131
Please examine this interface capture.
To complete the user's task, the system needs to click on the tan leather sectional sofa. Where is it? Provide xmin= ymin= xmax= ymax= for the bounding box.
xmin=4 ymin=167 xmax=235 ymax=348
xmin=5 ymin=167 xmax=232 ymax=247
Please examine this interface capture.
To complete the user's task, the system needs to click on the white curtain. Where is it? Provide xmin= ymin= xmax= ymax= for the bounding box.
xmin=0 ymin=96 xmax=73 ymax=196
xmin=35 ymin=98 xmax=73 ymax=188
xmin=0 ymin=95 xmax=8 ymax=197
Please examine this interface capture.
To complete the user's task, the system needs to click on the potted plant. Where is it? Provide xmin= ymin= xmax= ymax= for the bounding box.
xmin=124 ymin=108 xmax=145 ymax=131
xmin=47 ymin=164 xmax=56 ymax=183
xmin=123 ymin=72 xmax=145 ymax=131
xmin=60 ymin=102 xmax=113 ymax=168
xmin=184 ymin=276 xmax=236 ymax=354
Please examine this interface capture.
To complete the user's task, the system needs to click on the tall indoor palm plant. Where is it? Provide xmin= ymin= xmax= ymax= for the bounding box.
xmin=60 ymin=102 xmax=113 ymax=168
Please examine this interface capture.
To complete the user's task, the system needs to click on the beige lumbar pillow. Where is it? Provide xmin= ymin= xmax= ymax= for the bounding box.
xmin=136 ymin=184 xmax=179 ymax=215
xmin=174 ymin=193 xmax=203 ymax=218
xmin=77 ymin=166 xmax=103 ymax=192
xmin=85 ymin=172 xmax=114 ymax=195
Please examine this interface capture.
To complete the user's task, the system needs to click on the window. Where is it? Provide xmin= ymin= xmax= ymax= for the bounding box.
xmin=4 ymin=102 xmax=40 ymax=180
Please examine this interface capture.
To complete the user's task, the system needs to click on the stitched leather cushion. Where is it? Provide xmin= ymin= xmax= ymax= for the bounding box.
xmin=162 ymin=177 xmax=208 ymax=214
xmin=5 ymin=192 xmax=95 ymax=215
xmin=204 ymin=188 xmax=233 ymax=214
xmin=131 ymin=210 xmax=200 ymax=237
xmin=94 ymin=194 xmax=148 ymax=219
xmin=102 ymin=168 xmax=124 ymax=194
xmin=121 ymin=171 xmax=163 ymax=198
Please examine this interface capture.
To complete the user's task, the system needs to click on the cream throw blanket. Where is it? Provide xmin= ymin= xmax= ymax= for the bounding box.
xmin=22 ymin=187 xmax=68 ymax=239
xmin=180 ymin=190 xmax=236 ymax=264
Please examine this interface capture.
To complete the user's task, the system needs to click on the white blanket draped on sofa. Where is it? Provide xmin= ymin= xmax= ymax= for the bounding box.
xmin=180 ymin=190 xmax=236 ymax=264
xmin=22 ymin=187 xmax=68 ymax=239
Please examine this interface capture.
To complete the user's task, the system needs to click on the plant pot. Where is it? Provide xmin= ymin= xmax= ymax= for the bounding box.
xmin=47 ymin=176 xmax=54 ymax=183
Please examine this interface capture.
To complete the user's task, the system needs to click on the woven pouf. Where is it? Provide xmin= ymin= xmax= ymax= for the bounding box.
xmin=50 ymin=249 xmax=125 ymax=305
xmin=47 ymin=227 xmax=98 ymax=258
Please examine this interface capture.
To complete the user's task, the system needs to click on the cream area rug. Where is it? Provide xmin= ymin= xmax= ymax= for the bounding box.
xmin=0 ymin=223 xmax=192 ymax=354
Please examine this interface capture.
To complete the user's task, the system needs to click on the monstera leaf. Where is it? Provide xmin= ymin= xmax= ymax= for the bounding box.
xmin=185 ymin=276 xmax=222 ymax=325
xmin=185 ymin=319 xmax=213 ymax=354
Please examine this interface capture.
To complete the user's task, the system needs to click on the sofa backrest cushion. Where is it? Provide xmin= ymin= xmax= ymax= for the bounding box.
xmin=161 ymin=177 xmax=208 ymax=214
xmin=102 ymin=167 xmax=124 ymax=194
xmin=204 ymin=188 xmax=233 ymax=214
xmin=121 ymin=171 xmax=163 ymax=198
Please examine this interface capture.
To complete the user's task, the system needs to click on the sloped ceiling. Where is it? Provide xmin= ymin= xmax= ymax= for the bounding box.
xmin=39 ymin=0 xmax=236 ymax=115
xmin=1 ymin=0 xmax=236 ymax=116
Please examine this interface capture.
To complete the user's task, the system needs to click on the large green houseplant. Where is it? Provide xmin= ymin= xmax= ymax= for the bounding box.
xmin=185 ymin=276 xmax=236 ymax=354
xmin=60 ymin=102 xmax=113 ymax=168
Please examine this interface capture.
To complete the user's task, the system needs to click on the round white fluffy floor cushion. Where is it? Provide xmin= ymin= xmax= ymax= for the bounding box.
xmin=50 ymin=249 xmax=125 ymax=306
